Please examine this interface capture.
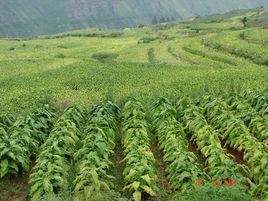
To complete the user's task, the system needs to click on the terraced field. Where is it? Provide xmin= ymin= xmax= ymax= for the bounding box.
xmin=0 ymin=7 xmax=267 ymax=201
xmin=0 ymin=9 xmax=267 ymax=114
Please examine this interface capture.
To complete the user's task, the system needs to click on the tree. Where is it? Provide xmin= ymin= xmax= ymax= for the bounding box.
xmin=171 ymin=17 xmax=176 ymax=21
xmin=152 ymin=16 xmax=158 ymax=25
xmin=166 ymin=17 xmax=170 ymax=22
xmin=241 ymin=17 xmax=248 ymax=28
xmin=159 ymin=17 xmax=166 ymax=23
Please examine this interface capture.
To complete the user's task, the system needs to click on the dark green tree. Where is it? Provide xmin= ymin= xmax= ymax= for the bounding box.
xmin=241 ymin=17 xmax=248 ymax=28
xmin=159 ymin=17 xmax=166 ymax=23
xmin=152 ymin=16 xmax=158 ymax=25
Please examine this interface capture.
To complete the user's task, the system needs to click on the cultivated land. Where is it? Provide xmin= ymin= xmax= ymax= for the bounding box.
xmin=0 ymin=8 xmax=267 ymax=201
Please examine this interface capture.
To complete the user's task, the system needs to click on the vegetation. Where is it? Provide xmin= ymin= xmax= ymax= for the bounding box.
xmin=0 ymin=7 xmax=267 ymax=201
xmin=122 ymin=99 xmax=158 ymax=201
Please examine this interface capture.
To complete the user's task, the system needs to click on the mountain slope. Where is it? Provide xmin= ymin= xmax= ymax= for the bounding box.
xmin=0 ymin=0 xmax=267 ymax=37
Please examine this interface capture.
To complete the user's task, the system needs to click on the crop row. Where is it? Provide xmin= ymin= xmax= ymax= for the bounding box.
xmin=226 ymin=94 xmax=268 ymax=145
xmin=0 ymin=105 xmax=56 ymax=178
xmin=29 ymin=106 xmax=85 ymax=200
xmin=73 ymin=102 xmax=119 ymax=200
xmin=151 ymin=97 xmax=206 ymax=192
xmin=177 ymin=97 xmax=249 ymax=186
xmin=198 ymin=96 xmax=268 ymax=199
xmin=122 ymin=99 xmax=158 ymax=201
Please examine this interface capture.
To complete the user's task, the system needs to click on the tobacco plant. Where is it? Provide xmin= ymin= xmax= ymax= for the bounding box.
xmin=29 ymin=106 xmax=85 ymax=200
xmin=151 ymin=97 xmax=207 ymax=192
xmin=176 ymin=97 xmax=250 ymax=185
xmin=226 ymin=95 xmax=268 ymax=145
xmin=197 ymin=96 xmax=268 ymax=199
xmin=73 ymin=101 xmax=119 ymax=201
xmin=122 ymin=99 xmax=158 ymax=201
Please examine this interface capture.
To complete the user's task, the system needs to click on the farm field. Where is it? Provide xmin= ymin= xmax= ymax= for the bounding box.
xmin=0 ymin=7 xmax=268 ymax=201
xmin=0 ymin=93 xmax=268 ymax=201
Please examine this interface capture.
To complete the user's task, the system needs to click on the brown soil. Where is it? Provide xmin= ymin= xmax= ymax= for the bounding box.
xmin=0 ymin=158 xmax=36 ymax=201
xmin=188 ymin=140 xmax=207 ymax=170
xmin=221 ymin=140 xmax=246 ymax=164
xmin=0 ymin=173 xmax=28 ymax=201
xmin=149 ymin=141 xmax=171 ymax=201
xmin=111 ymin=125 xmax=126 ymax=197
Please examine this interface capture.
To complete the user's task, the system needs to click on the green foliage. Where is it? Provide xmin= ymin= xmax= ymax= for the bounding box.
xmin=147 ymin=48 xmax=155 ymax=63
xmin=151 ymin=97 xmax=207 ymax=192
xmin=203 ymin=31 xmax=268 ymax=66
xmin=176 ymin=97 xmax=250 ymax=186
xmin=226 ymin=94 xmax=268 ymax=144
xmin=138 ymin=36 xmax=159 ymax=44
xmin=122 ymin=99 xmax=158 ymax=201
xmin=171 ymin=184 xmax=250 ymax=201
xmin=0 ymin=123 xmax=31 ymax=177
xmin=25 ymin=105 xmax=57 ymax=153
xmin=73 ymin=102 xmax=120 ymax=201
xmin=198 ymin=96 xmax=268 ymax=199
xmin=0 ymin=104 xmax=57 ymax=178
xmin=0 ymin=113 xmax=15 ymax=130
xmin=29 ymin=106 xmax=85 ymax=200
xmin=241 ymin=17 xmax=248 ymax=28
xmin=92 ymin=52 xmax=119 ymax=62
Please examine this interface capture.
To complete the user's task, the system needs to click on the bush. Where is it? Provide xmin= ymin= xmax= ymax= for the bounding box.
xmin=138 ymin=36 xmax=159 ymax=44
xmin=9 ymin=47 xmax=15 ymax=51
xmin=91 ymin=52 xmax=119 ymax=62
xmin=148 ymin=48 xmax=155 ymax=62
xmin=105 ymin=32 xmax=123 ymax=38
xmin=35 ymin=44 xmax=42 ymax=49
xmin=55 ymin=53 xmax=65 ymax=58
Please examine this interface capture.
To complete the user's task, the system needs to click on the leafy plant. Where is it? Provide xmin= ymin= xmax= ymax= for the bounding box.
xmin=176 ymin=97 xmax=250 ymax=186
xmin=151 ymin=97 xmax=207 ymax=192
xmin=29 ymin=106 xmax=85 ymax=200
xmin=122 ymin=99 xmax=158 ymax=201
xmin=226 ymin=95 xmax=268 ymax=145
xmin=0 ymin=123 xmax=31 ymax=177
xmin=197 ymin=96 xmax=268 ymax=200
xmin=73 ymin=102 xmax=120 ymax=201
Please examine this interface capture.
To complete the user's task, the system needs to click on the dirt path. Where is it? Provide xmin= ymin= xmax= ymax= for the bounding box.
xmin=150 ymin=140 xmax=172 ymax=201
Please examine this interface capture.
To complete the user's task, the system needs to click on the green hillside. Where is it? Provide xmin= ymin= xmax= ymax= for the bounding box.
xmin=0 ymin=0 xmax=268 ymax=37
xmin=0 ymin=8 xmax=267 ymax=113
xmin=0 ymin=7 xmax=268 ymax=201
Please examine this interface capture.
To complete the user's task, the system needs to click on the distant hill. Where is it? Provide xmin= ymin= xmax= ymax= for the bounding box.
xmin=0 ymin=0 xmax=267 ymax=37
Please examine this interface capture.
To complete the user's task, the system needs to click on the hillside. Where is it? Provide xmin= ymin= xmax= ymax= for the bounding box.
xmin=0 ymin=0 xmax=268 ymax=37
xmin=0 ymin=7 xmax=268 ymax=201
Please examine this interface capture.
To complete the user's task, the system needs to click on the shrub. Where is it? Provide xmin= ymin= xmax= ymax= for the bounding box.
xmin=9 ymin=47 xmax=15 ymax=51
xmin=91 ymin=52 xmax=119 ymax=62
xmin=138 ymin=37 xmax=159 ymax=44
xmin=148 ymin=48 xmax=155 ymax=62
xmin=55 ymin=53 xmax=65 ymax=58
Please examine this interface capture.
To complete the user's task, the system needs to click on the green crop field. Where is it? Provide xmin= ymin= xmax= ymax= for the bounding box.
xmin=0 ymin=8 xmax=267 ymax=201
